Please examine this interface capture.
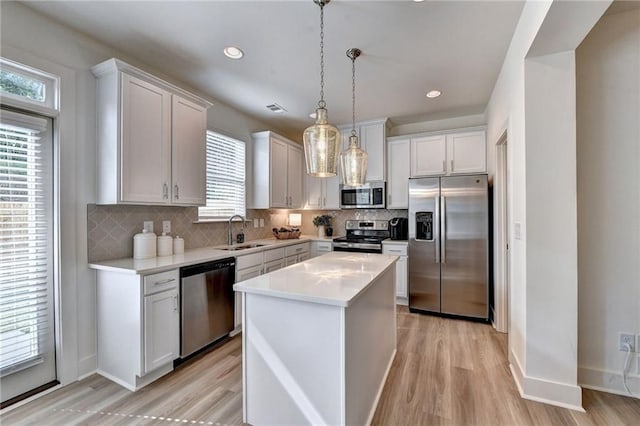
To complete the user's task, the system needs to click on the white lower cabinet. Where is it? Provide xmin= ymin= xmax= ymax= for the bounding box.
xmin=311 ymin=240 xmax=333 ymax=258
xmin=96 ymin=268 xmax=180 ymax=391
xmin=382 ymin=242 xmax=408 ymax=302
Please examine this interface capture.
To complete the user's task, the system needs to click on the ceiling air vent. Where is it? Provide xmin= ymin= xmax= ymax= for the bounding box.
xmin=266 ymin=103 xmax=287 ymax=113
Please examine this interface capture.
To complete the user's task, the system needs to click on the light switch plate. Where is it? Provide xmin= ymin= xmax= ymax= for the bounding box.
xmin=162 ymin=220 xmax=171 ymax=234
xmin=253 ymin=218 xmax=259 ymax=228
xmin=514 ymin=222 xmax=522 ymax=240
xmin=143 ymin=221 xmax=153 ymax=233
xmin=260 ymin=218 xmax=265 ymax=228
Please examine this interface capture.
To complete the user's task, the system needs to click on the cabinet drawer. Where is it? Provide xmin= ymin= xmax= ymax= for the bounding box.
xmin=315 ymin=241 xmax=332 ymax=252
xmin=383 ymin=245 xmax=408 ymax=256
xmin=263 ymin=247 xmax=285 ymax=263
xmin=236 ymin=252 xmax=263 ymax=269
xmin=143 ymin=269 xmax=179 ymax=295
xmin=264 ymin=259 xmax=284 ymax=274
xmin=285 ymin=243 xmax=310 ymax=257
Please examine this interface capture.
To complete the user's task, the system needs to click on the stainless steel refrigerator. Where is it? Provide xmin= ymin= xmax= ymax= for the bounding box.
xmin=408 ymin=175 xmax=489 ymax=320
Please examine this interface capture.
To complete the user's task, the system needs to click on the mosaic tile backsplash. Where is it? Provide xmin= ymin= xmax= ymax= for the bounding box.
xmin=87 ymin=204 xmax=407 ymax=262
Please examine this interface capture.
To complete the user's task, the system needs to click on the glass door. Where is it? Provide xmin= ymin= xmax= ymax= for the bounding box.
xmin=0 ymin=108 xmax=57 ymax=405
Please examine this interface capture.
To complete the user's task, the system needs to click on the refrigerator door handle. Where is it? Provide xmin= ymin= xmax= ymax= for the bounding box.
xmin=441 ymin=195 xmax=446 ymax=264
xmin=434 ymin=196 xmax=440 ymax=263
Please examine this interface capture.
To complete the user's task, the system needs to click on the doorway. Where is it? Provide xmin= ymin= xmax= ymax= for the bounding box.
xmin=494 ymin=131 xmax=509 ymax=333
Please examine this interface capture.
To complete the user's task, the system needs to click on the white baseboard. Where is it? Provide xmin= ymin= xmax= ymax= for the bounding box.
xmin=509 ymin=349 xmax=584 ymax=411
xmin=77 ymin=354 xmax=97 ymax=380
xmin=395 ymin=297 xmax=408 ymax=306
xmin=579 ymin=366 xmax=640 ymax=399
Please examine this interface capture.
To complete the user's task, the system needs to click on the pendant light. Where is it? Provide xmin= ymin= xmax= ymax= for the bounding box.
xmin=339 ymin=48 xmax=367 ymax=186
xmin=303 ymin=0 xmax=341 ymax=178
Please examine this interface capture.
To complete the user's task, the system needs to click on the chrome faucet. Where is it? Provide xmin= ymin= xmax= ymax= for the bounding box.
xmin=228 ymin=215 xmax=246 ymax=245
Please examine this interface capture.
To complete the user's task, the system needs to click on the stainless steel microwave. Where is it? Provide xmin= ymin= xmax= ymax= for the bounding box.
xmin=339 ymin=181 xmax=386 ymax=209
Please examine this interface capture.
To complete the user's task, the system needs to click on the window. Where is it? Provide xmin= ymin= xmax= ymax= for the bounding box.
xmin=0 ymin=58 xmax=58 ymax=111
xmin=198 ymin=131 xmax=246 ymax=220
xmin=0 ymin=109 xmax=54 ymax=375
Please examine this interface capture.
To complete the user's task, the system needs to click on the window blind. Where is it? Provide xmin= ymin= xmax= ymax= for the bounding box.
xmin=0 ymin=110 xmax=53 ymax=375
xmin=199 ymin=131 xmax=246 ymax=219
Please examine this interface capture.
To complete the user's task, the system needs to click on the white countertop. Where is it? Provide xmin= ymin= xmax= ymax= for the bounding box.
xmin=233 ymin=252 xmax=398 ymax=307
xmin=89 ymin=235 xmax=338 ymax=275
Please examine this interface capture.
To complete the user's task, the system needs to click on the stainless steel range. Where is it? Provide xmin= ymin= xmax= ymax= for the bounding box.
xmin=332 ymin=220 xmax=389 ymax=254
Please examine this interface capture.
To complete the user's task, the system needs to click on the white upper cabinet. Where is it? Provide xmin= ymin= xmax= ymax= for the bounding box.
xmin=304 ymin=174 xmax=340 ymax=210
xmin=92 ymin=58 xmax=211 ymax=206
xmin=408 ymin=128 xmax=486 ymax=177
xmin=387 ymin=138 xmax=410 ymax=209
xmin=251 ymin=131 xmax=303 ymax=209
xmin=338 ymin=119 xmax=389 ymax=183
xmin=411 ymin=134 xmax=447 ymax=176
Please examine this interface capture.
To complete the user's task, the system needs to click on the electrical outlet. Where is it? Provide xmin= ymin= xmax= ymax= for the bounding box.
xmin=253 ymin=218 xmax=259 ymax=228
xmin=162 ymin=220 xmax=171 ymax=234
xmin=259 ymin=218 xmax=264 ymax=228
xmin=143 ymin=221 xmax=154 ymax=233
xmin=618 ymin=332 xmax=635 ymax=352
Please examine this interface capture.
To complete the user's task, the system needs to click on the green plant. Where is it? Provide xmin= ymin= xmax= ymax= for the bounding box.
xmin=312 ymin=214 xmax=332 ymax=227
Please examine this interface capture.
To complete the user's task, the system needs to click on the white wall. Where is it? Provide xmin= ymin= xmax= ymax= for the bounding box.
xmin=0 ymin=1 xmax=282 ymax=381
xmin=576 ymin=7 xmax=640 ymax=396
xmin=388 ymin=113 xmax=486 ymax=137
xmin=485 ymin=0 xmax=612 ymax=409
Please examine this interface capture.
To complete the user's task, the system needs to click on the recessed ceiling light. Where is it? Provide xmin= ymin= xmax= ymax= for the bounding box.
xmin=223 ymin=46 xmax=244 ymax=59
xmin=426 ymin=90 xmax=442 ymax=98
xmin=413 ymin=0 xmax=426 ymax=2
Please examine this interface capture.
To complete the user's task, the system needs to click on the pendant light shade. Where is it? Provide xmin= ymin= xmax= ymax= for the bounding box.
xmin=340 ymin=48 xmax=367 ymax=186
xmin=304 ymin=107 xmax=341 ymax=177
xmin=303 ymin=0 xmax=341 ymax=177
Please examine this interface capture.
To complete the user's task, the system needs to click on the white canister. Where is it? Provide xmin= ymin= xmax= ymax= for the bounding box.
xmin=173 ymin=236 xmax=185 ymax=255
xmin=133 ymin=229 xmax=157 ymax=259
xmin=157 ymin=232 xmax=173 ymax=257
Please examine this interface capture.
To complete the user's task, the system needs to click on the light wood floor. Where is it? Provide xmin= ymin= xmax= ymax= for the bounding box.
xmin=2 ymin=307 xmax=639 ymax=425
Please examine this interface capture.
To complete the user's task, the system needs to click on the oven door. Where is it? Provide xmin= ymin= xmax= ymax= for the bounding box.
xmin=332 ymin=242 xmax=382 ymax=254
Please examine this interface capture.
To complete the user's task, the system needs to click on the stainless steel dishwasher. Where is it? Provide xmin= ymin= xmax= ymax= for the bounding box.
xmin=180 ymin=257 xmax=236 ymax=358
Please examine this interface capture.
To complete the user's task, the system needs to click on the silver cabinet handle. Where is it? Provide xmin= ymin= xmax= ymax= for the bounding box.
xmin=173 ymin=294 xmax=178 ymax=312
xmin=153 ymin=278 xmax=176 ymax=286
xmin=450 ymin=160 xmax=454 ymax=171
xmin=442 ymin=160 xmax=446 ymax=172
xmin=323 ymin=197 xmax=326 ymax=207
xmin=174 ymin=184 xmax=179 ymax=200
xmin=163 ymin=183 xmax=169 ymax=199
xmin=318 ymin=197 xmax=321 ymax=207
xmin=388 ymin=194 xmax=392 ymax=205
xmin=441 ymin=195 xmax=446 ymax=264
xmin=387 ymin=249 xmax=403 ymax=254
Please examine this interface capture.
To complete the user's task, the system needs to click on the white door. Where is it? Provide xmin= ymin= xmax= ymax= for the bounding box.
xmin=121 ymin=74 xmax=171 ymax=203
xmin=305 ymin=175 xmax=323 ymax=209
xmin=269 ymin=138 xmax=289 ymax=208
xmin=323 ymin=175 xmax=341 ymax=209
xmin=235 ymin=265 xmax=263 ymax=328
xmin=360 ymin=122 xmax=386 ymax=181
xmin=143 ymin=289 xmax=179 ymax=374
xmin=410 ymin=135 xmax=447 ymax=177
xmin=0 ymin=110 xmax=57 ymax=404
xmin=387 ymin=138 xmax=410 ymax=208
xmin=171 ymin=95 xmax=207 ymax=205
xmin=287 ymin=145 xmax=303 ymax=208
xmin=447 ymin=131 xmax=486 ymax=174
xmin=395 ymin=256 xmax=408 ymax=298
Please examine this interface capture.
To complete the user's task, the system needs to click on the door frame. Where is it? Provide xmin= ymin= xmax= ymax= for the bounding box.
xmin=494 ymin=130 xmax=509 ymax=333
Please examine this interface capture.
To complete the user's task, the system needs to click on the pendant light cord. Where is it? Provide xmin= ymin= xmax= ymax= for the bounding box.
xmin=351 ymin=52 xmax=356 ymax=138
xmin=318 ymin=2 xmax=326 ymax=109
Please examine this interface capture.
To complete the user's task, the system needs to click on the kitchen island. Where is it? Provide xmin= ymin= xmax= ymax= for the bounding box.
xmin=233 ymin=252 xmax=398 ymax=426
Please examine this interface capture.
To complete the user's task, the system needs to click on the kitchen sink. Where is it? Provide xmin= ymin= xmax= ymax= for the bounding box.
xmin=218 ymin=243 xmax=267 ymax=251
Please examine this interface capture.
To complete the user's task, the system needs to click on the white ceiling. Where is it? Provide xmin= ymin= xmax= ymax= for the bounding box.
xmin=22 ymin=0 xmax=525 ymax=135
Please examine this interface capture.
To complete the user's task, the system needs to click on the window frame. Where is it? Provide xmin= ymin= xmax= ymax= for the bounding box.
xmin=197 ymin=130 xmax=247 ymax=222
xmin=0 ymin=58 xmax=59 ymax=115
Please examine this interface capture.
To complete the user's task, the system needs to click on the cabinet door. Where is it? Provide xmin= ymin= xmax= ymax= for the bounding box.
xmin=323 ymin=175 xmax=340 ymax=209
xmin=298 ymin=252 xmax=310 ymax=263
xmin=360 ymin=122 xmax=386 ymax=182
xmin=395 ymin=256 xmax=408 ymax=298
xmin=305 ymin=175 xmax=323 ymax=209
xmin=270 ymin=138 xmax=289 ymax=208
xmin=387 ymin=138 xmax=410 ymax=209
xmin=410 ymin=135 xmax=447 ymax=177
xmin=447 ymin=131 xmax=486 ymax=174
xmin=264 ymin=259 xmax=284 ymax=274
xmin=143 ymin=289 xmax=179 ymax=374
xmin=121 ymin=74 xmax=171 ymax=203
xmin=235 ymin=265 xmax=263 ymax=328
xmin=287 ymin=144 xmax=303 ymax=208
xmin=171 ymin=96 xmax=207 ymax=205
xmin=285 ymin=255 xmax=298 ymax=267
